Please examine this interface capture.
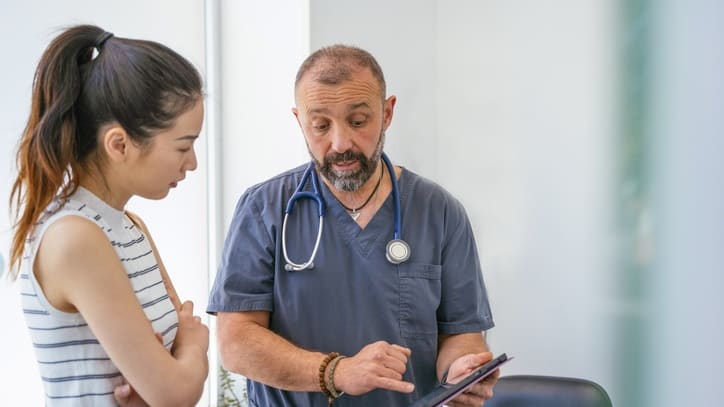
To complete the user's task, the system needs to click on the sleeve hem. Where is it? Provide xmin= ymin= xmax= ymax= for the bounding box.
xmin=206 ymin=300 xmax=273 ymax=315
xmin=438 ymin=320 xmax=495 ymax=335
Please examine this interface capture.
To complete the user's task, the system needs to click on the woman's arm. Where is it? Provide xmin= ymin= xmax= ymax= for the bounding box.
xmin=35 ymin=216 xmax=208 ymax=407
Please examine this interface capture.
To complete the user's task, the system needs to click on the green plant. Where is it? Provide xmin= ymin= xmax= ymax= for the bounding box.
xmin=218 ymin=367 xmax=247 ymax=407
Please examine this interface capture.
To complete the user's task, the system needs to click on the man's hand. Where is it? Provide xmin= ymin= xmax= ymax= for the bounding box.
xmin=445 ymin=352 xmax=500 ymax=406
xmin=333 ymin=341 xmax=415 ymax=395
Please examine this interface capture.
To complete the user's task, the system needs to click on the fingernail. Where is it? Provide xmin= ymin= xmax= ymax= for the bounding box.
xmin=120 ymin=384 xmax=130 ymax=396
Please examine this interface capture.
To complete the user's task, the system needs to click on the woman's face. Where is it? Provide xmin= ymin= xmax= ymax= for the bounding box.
xmin=128 ymin=99 xmax=204 ymax=200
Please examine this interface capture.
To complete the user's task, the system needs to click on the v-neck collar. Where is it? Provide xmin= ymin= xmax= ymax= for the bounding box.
xmin=318 ymin=167 xmax=409 ymax=257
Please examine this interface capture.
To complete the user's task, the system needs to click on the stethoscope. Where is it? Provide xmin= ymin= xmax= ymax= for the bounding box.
xmin=282 ymin=152 xmax=411 ymax=271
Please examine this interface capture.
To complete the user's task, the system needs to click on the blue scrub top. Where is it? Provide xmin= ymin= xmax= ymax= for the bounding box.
xmin=208 ymin=161 xmax=494 ymax=406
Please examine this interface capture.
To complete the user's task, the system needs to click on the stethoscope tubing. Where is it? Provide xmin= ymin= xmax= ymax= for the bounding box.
xmin=282 ymin=152 xmax=408 ymax=270
xmin=382 ymin=153 xmax=402 ymax=241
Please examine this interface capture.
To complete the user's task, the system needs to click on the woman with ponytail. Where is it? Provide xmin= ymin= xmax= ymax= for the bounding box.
xmin=9 ymin=25 xmax=208 ymax=406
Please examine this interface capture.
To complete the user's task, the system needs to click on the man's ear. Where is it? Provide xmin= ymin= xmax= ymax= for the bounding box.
xmin=382 ymin=95 xmax=397 ymax=130
xmin=101 ymin=125 xmax=132 ymax=163
xmin=292 ymin=107 xmax=303 ymax=129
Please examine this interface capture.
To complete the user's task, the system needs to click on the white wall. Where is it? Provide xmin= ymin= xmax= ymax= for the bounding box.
xmin=0 ymin=1 xmax=209 ymax=405
xmin=434 ymin=0 xmax=616 ymax=379
xmin=217 ymin=0 xmax=310 ymax=227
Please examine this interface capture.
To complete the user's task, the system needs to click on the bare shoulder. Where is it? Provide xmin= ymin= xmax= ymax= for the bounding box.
xmin=35 ymin=215 xmax=124 ymax=310
xmin=39 ymin=215 xmax=113 ymax=263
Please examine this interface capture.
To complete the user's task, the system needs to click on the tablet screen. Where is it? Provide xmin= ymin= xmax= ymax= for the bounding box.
xmin=410 ymin=353 xmax=511 ymax=407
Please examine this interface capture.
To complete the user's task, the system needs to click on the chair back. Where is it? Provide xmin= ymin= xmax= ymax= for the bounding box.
xmin=486 ymin=375 xmax=613 ymax=407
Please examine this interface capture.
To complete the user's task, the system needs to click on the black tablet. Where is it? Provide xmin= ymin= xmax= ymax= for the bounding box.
xmin=410 ymin=353 xmax=512 ymax=407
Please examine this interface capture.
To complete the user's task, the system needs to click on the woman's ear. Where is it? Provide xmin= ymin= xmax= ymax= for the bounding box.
xmin=101 ymin=125 xmax=131 ymax=163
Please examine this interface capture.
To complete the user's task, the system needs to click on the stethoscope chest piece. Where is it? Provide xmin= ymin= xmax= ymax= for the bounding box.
xmin=386 ymin=239 xmax=411 ymax=264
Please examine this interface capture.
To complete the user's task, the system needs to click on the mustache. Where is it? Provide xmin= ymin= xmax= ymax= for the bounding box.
xmin=324 ymin=150 xmax=366 ymax=166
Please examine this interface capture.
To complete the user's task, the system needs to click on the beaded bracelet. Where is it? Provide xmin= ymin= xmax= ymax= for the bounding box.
xmin=319 ymin=352 xmax=340 ymax=403
xmin=327 ymin=355 xmax=347 ymax=399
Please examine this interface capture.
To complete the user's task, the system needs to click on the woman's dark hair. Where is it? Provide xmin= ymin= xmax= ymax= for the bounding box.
xmin=8 ymin=24 xmax=203 ymax=277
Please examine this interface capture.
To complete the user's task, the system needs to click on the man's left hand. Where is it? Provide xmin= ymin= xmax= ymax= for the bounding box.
xmin=445 ymin=352 xmax=500 ymax=406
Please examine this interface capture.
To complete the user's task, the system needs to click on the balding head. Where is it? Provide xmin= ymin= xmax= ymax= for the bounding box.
xmin=294 ymin=44 xmax=387 ymax=100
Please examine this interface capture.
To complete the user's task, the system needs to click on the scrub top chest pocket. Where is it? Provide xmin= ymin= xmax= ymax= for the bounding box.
xmin=398 ymin=262 xmax=442 ymax=338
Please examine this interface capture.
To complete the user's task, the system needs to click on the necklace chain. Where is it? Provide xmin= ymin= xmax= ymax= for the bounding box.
xmin=337 ymin=164 xmax=384 ymax=217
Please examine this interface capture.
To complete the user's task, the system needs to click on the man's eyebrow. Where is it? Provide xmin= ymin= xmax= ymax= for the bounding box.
xmin=306 ymin=102 xmax=372 ymax=115
xmin=348 ymin=102 xmax=371 ymax=111
xmin=307 ymin=107 xmax=330 ymax=115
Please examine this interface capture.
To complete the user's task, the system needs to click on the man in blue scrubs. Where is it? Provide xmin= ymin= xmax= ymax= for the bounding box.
xmin=208 ymin=45 xmax=497 ymax=406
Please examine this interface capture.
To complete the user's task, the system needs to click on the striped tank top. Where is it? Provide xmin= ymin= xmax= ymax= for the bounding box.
xmin=19 ymin=187 xmax=178 ymax=406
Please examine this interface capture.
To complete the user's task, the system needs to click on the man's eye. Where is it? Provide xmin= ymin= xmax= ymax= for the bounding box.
xmin=350 ymin=116 xmax=367 ymax=127
xmin=312 ymin=123 xmax=329 ymax=131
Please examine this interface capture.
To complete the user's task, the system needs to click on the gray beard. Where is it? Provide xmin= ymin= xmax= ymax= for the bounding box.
xmin=311 ymin=131 xmax=385 ymax=192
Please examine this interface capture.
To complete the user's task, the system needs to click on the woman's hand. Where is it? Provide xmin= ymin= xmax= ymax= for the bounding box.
xmin=172 ymin=301 xmax=209 ymax=357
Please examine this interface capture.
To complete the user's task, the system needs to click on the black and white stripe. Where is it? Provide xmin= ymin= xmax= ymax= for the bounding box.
xmin=19 ymin=187 xmax=179 ymax=406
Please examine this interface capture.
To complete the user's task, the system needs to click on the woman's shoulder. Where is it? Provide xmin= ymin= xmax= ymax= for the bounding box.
xmin=39 ymin=214 xmax=113 ymax=263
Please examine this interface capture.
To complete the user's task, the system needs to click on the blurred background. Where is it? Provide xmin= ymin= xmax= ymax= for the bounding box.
xmin=1 ymin=1 xmax=722 ymax=406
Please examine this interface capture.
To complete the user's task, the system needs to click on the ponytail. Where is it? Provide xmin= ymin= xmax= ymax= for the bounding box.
xmin=8 ymin=25 xmax=202 ymax=278
xmin=8 ymin=25 xmax=103 ymax=277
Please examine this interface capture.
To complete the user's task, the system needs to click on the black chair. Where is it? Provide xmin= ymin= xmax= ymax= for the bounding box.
xmin=486 ymin=375 xmax=613 ymax=407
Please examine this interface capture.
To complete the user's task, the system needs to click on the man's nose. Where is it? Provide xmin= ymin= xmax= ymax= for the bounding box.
xmin=329 ymin=124 xmax=354 ymax=153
